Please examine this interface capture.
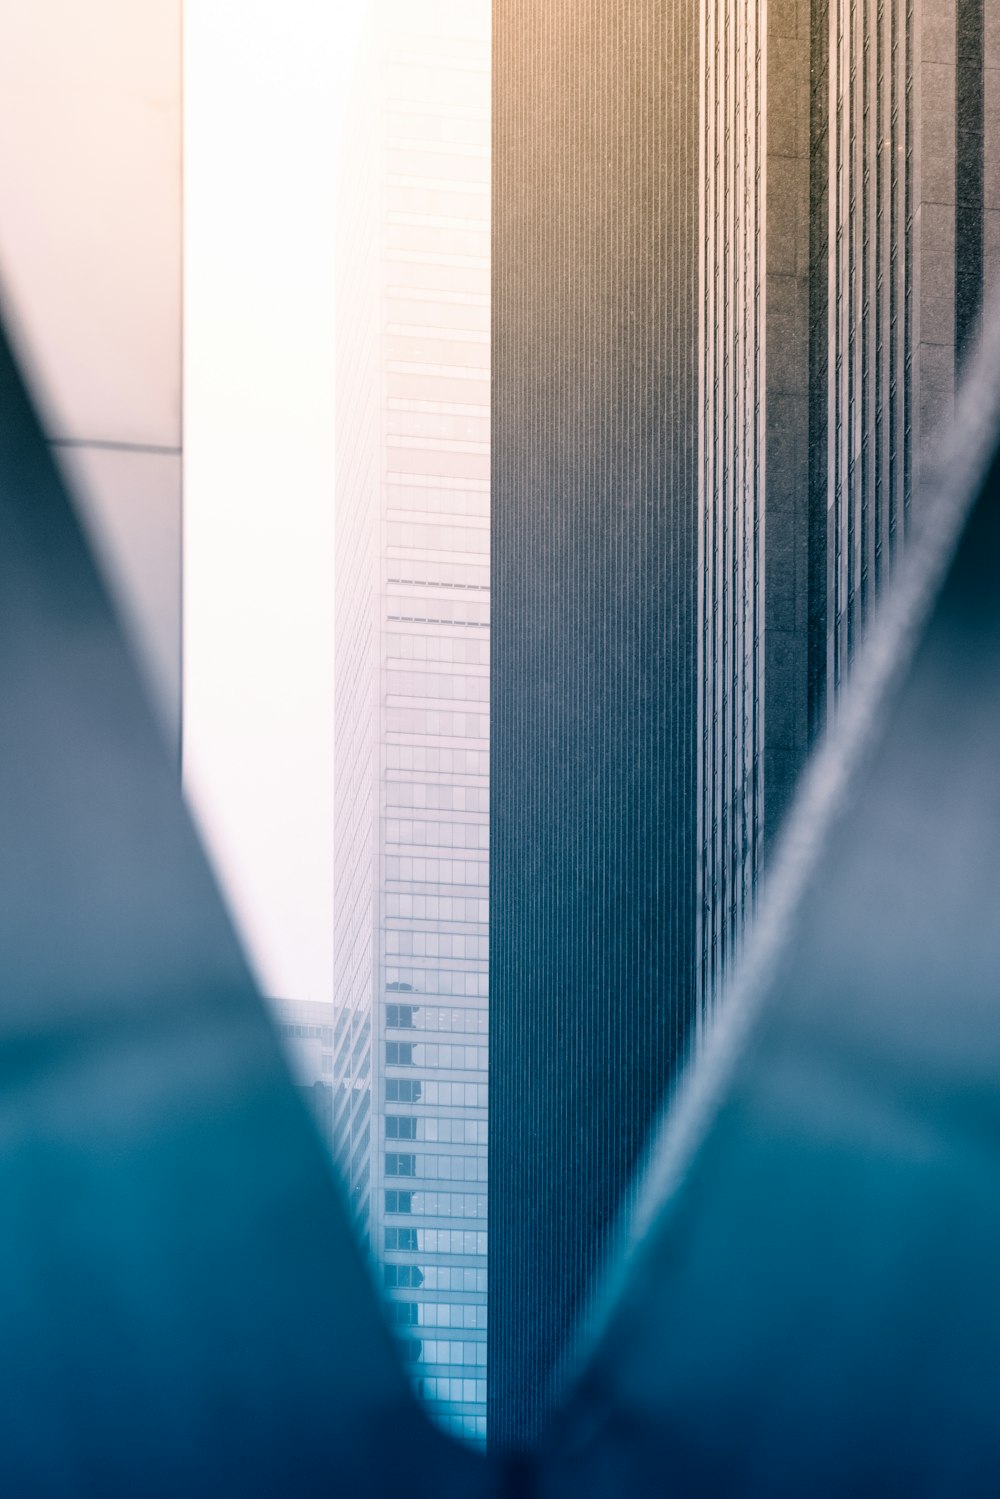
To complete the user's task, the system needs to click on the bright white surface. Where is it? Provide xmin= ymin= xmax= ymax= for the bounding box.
xmin=184 ymin=1 xmax=368 ymax=1005
xmin=0 ymin=0 xmax=183 ymax=741
xmin=0 ymin=0 xmax=181 ymax=446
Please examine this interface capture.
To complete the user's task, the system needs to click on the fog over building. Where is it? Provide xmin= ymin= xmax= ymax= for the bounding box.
xmin=333 ymin=0 xmax=490 ymax=1446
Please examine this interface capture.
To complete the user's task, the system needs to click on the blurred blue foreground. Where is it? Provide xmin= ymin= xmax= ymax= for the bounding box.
xmin=1 ymin=297 xmax=1000 ymax=1495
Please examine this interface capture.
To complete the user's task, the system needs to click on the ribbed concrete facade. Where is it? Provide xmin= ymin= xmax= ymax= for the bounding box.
xmin=698 ymin=0 xmax=1000 ymax=1010
xmin=697 ymin=0 xmax=764 ymax=1017
xmin=490 ymin=0 xmax=699 ymax=1449
xmin=491 ymin=0 xmax=998 ymax=1451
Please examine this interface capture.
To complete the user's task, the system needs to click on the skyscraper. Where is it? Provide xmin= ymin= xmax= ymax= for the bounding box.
xmin=698 ymin=0 xmax=1000 ymax=1009
xmin=490 ymin=0 xmax=699 ymax=1449
xmin=491 ymin=0 xmax=998 ymax=1452
xmin=333 ymin=0 xmax=491 ymax=1446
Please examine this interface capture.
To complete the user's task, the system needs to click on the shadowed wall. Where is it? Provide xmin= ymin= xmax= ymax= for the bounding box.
xmin=489 ymin=0 xmax=699 ymax=1450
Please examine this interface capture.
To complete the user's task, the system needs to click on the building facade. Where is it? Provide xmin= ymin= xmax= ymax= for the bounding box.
xmin=333 ymin=0 xmax=490 ymax=1447
xmin=490 ymin=0 xmax=700 ymax=1450
xmin=491 ymin=0 xmax=998 ymax=1453
xmin=697 ymin=0 xmax=1000 ymax=1014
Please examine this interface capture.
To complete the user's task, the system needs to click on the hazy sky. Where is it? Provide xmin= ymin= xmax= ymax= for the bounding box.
xmin=184 ymin=0 xmax=370 ymax=1008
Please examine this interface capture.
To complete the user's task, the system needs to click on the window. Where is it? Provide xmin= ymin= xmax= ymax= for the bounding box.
xmin=384 ymin=1264 xmax=425 ymax=1290
xmin=385 ymin=1115 xmax=417 ymax=1140
xmin=386 ymin=1003 xmax=416 ymax=1029
xmin=386 ymin=1300 xmax=419 ymax=1326
xmin=384 ymin=1227 xmax=419 ymax=1252
xmin=385 ymin=1152 xmax=417 ymax=1177
xmin=385 ymin=1041 xmax=414 ymax=1066
xmin=385 ymin=1078 xmax=423 ymax=1103
xmin=384 ymin=1190 xmax=413 ymax=1214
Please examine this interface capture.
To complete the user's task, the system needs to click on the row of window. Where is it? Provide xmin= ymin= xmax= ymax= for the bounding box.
xmin=413 ymin=1377 xmax=487 ymax=1412
xmin=386 ymin=821 xmax=489 ymax=855
xmin=383 ymin=215 xmax=488 ymax=253
xmin=386 ymin=670 xmax=489 ymax=704
xmin=386 ymin=591 xmax=488 ymax=627
xmin=400 ymin=1338 xmax=487 ymax=1368
xmin=385 ymin=631 xmax=489 ymax=665
xmin=385 ymin=931 xmax=488 ymax=959
xmin=278 ymin=1022 xmax=335 ymax=1045
xmin=385 ymin=782 xmax=488 ymax=814
xmin=385 ymin=852 xmax=487 ymax=885
xmin=384 ymin=144 xmax=488 ymax=185
xmin=384 ymin=1227 xmax=487 ymax=1256
xmin=383 ymin=326 xmax=488 ymax=371
xmin=431 ymin=1410 xmax=487 ymax=1444
xmin=386 ymin=1079 xmax=422 ymax=1104
xmin=385 ymin=1153 xmax=487 ymax=1183
xmin=384 ymin=1190 xmax=487 ymax=1219
xmin=385 ymin=1041 xmax=488 ymax=1071
xmin=385 ymin=967 xmax=489 ymax=998
xmin=385 ymin=1004 xmax=488 ymax=1036
xmin=386 ymin=708 xmax=488 ymax=740
xmin=384 ymin=1263 xmax=487 ymax=1293
xmin=387 ymin=1299 xmax=487 ymax=1331
xmin=386 ymin=1114 xmax=487 ymax=1145
xmin=387 ymin=487 xmax=489 ymax=521
xmin=386 ymin=1083 xmax=486 ymax=1118
xmin=384 ymin=246 xmax=486 ymax=289
xmin=425 ymin=1081 xmax=487 ymax=1108
xmin=386 ymin=519 xmax=489 ymax=554
xmin=385 ymin=558 xmax=489 ymax=590
xmin=386 ymin=298 xmax=489 ymax=336
xmin=384 ymin=893 xmax=487 ymax=925
xmin=385 ymin=216 xmax=488 ymax=254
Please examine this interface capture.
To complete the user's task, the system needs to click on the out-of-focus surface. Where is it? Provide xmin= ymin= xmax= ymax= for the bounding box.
xmin=0 ymin=0 xmax=182 ymax=748
xmin=3 ymin=200 xmax=1000 ymax=1498
xmin=536 ymin=312 xmax=1000 ymax=1495
xmin=0 ymin=314 xmax=489 ymax=1498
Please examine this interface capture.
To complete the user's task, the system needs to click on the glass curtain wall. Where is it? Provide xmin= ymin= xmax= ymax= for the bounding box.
xmin=333 ymin=0 xmax=491 ymax=1447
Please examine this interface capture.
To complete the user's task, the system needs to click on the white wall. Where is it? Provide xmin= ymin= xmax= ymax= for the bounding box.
xmin=0 ymin=0 xmax=183 ymax=748
xmin=183 ymin=1 xmax=368 ymax=1006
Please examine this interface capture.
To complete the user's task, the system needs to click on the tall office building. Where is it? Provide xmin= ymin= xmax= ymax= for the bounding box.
xmin=698 ymin=0 xmax=1000 ymax=1009
xmin=490 ymin=0 xmax=700 ymax=1450
xmin=333 ymin=0 xmax=491 ymax=1446
xmin=491 ymin=0 xmax=998 ymax=1452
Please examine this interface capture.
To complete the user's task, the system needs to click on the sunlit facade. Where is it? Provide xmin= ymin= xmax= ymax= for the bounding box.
xmin=696 ymin=0 xmax=1000 ymax=1013
xmin=333 ymin=0 xmax=490 ymax=1446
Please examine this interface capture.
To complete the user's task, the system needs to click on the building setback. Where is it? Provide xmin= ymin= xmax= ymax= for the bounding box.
xmin=490 ymin=0 xmax=699 ymax=1450
xmin=490 ymin=0 xmax=999 ymax=1453
xmin=333 ymin=0 xmax=491 ymax=1448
